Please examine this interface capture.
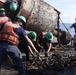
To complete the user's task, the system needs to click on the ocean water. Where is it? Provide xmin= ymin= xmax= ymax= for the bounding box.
xmin=59 ymin=23 xmax=75 ymax=37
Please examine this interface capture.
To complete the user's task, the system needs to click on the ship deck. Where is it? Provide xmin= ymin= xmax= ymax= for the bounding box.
xmin=1 ymin=45 xmax=76 ymax=75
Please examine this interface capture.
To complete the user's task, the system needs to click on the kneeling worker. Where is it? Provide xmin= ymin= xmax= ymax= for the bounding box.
xmin=37 ymin=31 xmax=53 ymax=57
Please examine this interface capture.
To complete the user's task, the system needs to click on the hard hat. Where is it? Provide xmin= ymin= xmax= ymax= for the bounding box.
xmin=16 ymin=16 xmax=26 ymax=23
xmin=10 ymin=2 xmax=18 ymax=11
xmin=45 ymin=32 xmax=53 ymax=40
xmin=0 ymin=8 xmax=5 ymax=12
xmin=27 ymin=31 xmax=37 ymax=41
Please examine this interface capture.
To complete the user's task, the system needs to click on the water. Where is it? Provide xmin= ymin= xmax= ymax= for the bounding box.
xmin=56 ymin=23 xmax=76 ymax=75
xmin=59 ymin=23 xmax=75 ymax=37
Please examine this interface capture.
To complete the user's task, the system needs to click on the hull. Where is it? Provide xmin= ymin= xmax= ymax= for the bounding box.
xmin=19 ymin=0 xmax=60 ymax=33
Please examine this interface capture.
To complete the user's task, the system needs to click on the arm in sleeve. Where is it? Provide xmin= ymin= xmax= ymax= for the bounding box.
xmin=24 ymin=36 xmax=39 ymax=54
xmin=47 ymin=41 xmax=52 ymax=53
xmin=18 ymin=28 xmax=39 ymax=54
xmin=68 ymin=23 xmax=75 ymax=30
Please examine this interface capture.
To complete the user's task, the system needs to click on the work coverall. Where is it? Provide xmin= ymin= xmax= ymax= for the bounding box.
xmin=0 ymin=22 xmax=27 ymax=75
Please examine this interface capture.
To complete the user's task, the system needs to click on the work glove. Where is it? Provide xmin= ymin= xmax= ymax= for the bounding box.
xmin=31 ymin=53 xmax=35 ymax=58
xmin=36 ymin=52 xmax=42 ymax=61
xmin=37 ymin=56 xmax=42 ymax=61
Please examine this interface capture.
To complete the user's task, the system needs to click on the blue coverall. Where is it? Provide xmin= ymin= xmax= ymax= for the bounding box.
xmin=38 ymin=32 xmax=51 ymax=51
xmin=71 ymin=22 xmax=76 ymax=33
xmin=0 ymin=24 xmax=27 ymax=75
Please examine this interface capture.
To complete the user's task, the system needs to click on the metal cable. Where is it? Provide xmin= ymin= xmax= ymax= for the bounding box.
xmin=59 ymin=18 xmax=73 ymax=37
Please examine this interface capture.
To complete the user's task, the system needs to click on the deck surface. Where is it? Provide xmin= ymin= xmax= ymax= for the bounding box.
xmin=0 ymin=46 xmax=76 ymax=75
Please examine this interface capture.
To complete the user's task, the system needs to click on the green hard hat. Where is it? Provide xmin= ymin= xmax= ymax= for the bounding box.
xmin=16 ymin=16 xmax=26 ymax=23
xmin=45 ymin=32 xmax=53 ymax=40
xmin=10 ymin=2 xmax=18 ymax=11
xmin=0 ymin=8 xmax=5 ymax=12
xmin=27 ymin=31 xmax=37 ymax=41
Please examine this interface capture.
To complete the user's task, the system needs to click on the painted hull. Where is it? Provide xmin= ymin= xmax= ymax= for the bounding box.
xmin=19 ymin=0 xmax=60 ymax=33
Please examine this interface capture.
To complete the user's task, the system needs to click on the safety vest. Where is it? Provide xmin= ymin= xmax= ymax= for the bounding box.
xmin=0 ymin=22 xmax=20 ymax=46
xmin=0 ymin=16 xmax=9 ymax=24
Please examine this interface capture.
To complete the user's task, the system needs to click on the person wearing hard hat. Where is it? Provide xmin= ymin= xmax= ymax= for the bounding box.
xmin=27 ymin=31 xmax=38 ymax=55
xmin=0 ymin=15 xmax=39 ymax=75
xmin=18 ymin=30 xmax=38 ymax=62
xmin=27 ymin=31 xmax=37 ymax=41
xmin=4 ymin=0 xmax=19 ymax=19
xmin=26 ymin=31 xmax=38 ymax=66
xmin=68 ymin=18 xmax=76 ymax=51
xmin=0 ymin=8 xmax=11 ymax=24
xmin=37 ymin=31 xmax=53 ymax=57
xmin=15 ymin=15 xmax=26 ymax=27
xmin=68 ymin=18 xmax=76 ymax=33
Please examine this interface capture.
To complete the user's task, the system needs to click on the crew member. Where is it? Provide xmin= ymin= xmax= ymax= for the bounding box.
xmin=37 ymin=32 xmax=53 ymax=57
xmin=18 ymin=30 xmax=38 ymax=62
xmin=0 ymin=8 xmax=11 ymax=24
xmin=0 ymin=15 xmax=38 ymax=75
xmin=68 ymin=18 xmax=76 ymax=50
xmin=27 ymin=31 xmax=38 ymax=56
xmin=4 ymin=0 xmax=19 ymax=19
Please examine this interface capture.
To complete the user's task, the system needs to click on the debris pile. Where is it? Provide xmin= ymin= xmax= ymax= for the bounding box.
xmin=1 ymin=48 xmax=76 ymax=75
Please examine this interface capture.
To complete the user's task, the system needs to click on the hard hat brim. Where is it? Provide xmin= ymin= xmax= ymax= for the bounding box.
xmin=45 ymin=32 xmax=53 ymax=40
